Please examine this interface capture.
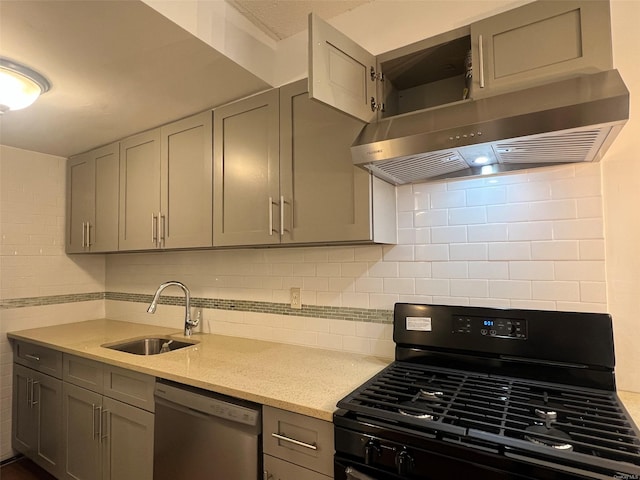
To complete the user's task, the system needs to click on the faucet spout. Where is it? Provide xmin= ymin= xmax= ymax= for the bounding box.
xmin=146 ymin=281 xmax=199 ymax=336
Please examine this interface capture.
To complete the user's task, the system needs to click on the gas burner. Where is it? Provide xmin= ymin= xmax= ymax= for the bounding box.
xmin=535 ymin=408 xmax=558 ymax=421
xmin=398 ymin=400 xmax=436 ymax=420
xmin=524 ymin=424 xmax=573 ymax=451
xmin=419 ymin=389 xmax=444 ymax=401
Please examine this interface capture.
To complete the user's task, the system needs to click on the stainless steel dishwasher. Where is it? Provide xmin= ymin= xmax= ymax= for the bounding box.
xmin=153 ymin=379 xmax=262 ymax=480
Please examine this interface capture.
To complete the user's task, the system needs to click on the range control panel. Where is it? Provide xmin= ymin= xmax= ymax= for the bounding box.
xmin=452 ymin=315 xmax=527 ymax=339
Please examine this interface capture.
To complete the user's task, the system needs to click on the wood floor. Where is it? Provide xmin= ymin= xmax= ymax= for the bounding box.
xmin=0 ymin=457 xmax=57 ymax=480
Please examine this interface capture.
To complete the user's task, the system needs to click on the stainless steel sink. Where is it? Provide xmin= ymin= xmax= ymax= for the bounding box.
xmin=102 ymin=336 xmax=198 ymax=355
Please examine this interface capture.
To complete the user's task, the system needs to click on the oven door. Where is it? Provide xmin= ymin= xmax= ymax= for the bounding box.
xmin=335 ymin=456 xmax=403 ymax=480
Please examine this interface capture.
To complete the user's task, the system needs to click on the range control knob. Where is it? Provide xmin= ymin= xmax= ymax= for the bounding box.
xmin=364 ymin=439 xmax=381 ymax=465
xmin=396 ymin=447 xmax=414 ymax=475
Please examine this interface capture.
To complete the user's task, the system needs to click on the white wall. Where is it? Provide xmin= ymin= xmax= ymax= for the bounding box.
xmin=0 ymin=145 xmax=105 ymax=461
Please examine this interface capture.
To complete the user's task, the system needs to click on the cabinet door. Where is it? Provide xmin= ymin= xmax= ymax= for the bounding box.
xmin=91 ymin=143 xmax=119 ymax=252
xmin=280 ymin=79 xmax=373 ymax=244
xmin=102 ymin=397 xmax=154 ymax=480
xmin=471 ymin=0 xmax=613 ymax=97
xmin=119 ymin=129 xmax=161 ymax=251
xmin=12 ymin=364 xmax=36 ymax=455
xmin=264 ymin=454 xmax=332 ymax=480
xmin=62 ymin=382 xmax=102 ymax=480
xmin=160 ymin=111 xmax=213 ymax=249
xmin=66 ymin=153 xmax=93 ymax=253
xmin=32 ymin=370 xmax=63 ymax=477
xmin=213 ymin=90 xmax=280 ymax=246
xmin=308 ymin=13 xmax=377 ymax=123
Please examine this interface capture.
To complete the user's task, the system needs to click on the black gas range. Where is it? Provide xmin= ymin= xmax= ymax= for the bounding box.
xmin=334 ymin=303 xmax=640 ymax=480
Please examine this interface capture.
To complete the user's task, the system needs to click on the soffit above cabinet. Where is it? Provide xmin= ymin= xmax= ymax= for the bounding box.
xmin=0 ymin=0 xmax=270 ymax=158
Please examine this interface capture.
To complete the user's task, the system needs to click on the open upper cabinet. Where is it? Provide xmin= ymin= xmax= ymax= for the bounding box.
xmin=308 ymin=0 xmax=613 ymax=123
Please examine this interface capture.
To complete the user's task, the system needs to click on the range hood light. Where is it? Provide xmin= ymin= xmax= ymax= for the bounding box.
xmin=0 ymin=58 xmax=51 ymax=113
xmin=473 ymin=156 xmax=490 ymax=165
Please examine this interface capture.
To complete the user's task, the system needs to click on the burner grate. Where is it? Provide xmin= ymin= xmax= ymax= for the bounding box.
xmin=338 ymin=362 xmax=640 ymax=471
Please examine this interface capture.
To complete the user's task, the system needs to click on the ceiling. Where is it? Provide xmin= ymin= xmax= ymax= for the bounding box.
xmin=228 ymin=0 xmax=371 ymax=40
xmin=0 ymin=0 xmax=371 ymax=158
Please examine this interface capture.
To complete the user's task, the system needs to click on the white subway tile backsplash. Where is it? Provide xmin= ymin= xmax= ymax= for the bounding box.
xmin=579 ymin=240 xmax=605 ymax=260
xmin=487 ymin=203 xmax=530 ymax=223
xmin=554 ymin=261 xmax=606 ymax=281
xmin=553 ymin=218 xmax=604 ymax=240
xmin=354 ymin=277 xmax=384 ymax=293
xmin=576 ymin=197 xmax=604 ymax=218
xmin=414 ymin=228 xmax=431 ymax=245
xmin=416 ymin=278 xmax=450 ymax=296
xmin=466 ymin=186 xmax=507 ymax=206
xmin=488 ymin=242 xmax=531 ymax=260
xmin=448 ymin=206 xmax=487 ymax=225
xmin=580 ymin=281 xmax=607 ymax=303
xmin=507 ymin=181 xmax=552 ymax=203
xmin=399 ymin=262 xmax=432 ymax=278
xmin=354 ymin=246 xmax=383 ymax=262
xmin=468 ymin=224 xmax=508 ymax=242
xmin=414 ymin=209 xmax=448 ymax=227
xmin=532 ymin=281 xmax=580 ymax=301
xmin=507 ymin=222 xmax=553 ymax=241
xmin=529 ymin=200 xmax=577 ymax=221
xmin=449 ymin=243 xmax=488 ymax=261
xmin=431 ymin=226 xmax=467 ymax=244
xmin=551 ymin=175 xmax=601 ymax=199
xmin=383 ymin=245 xmax=415 ymax=261
xmin=367 ymin=261 xmax=399 ymax=278
xmin=384 ymin=278 xmax=415 ymax=294
xmin=432 ymin=262 xmax=468 ymax=279
xmin=489 ymin=280 xmax=532 ymax=299
xmin=468 ymin=261 xmax=509 ymax=279
xmin=509 ymin=261 xmax=554 ymax=280
xmin=369 ymin=293 xmax=399 ymax=309
xmin=450 ymin=279 xmax=489 ymax=297
xmin=415 ymin=244 xmax=449 ymax=261
xmin=430 ymin=190 xmax=466 ymax=209
xmin=531 ymin=241 xmax=580 ymax=260
xmin=397 ymin=211 xmax=414 ymax=228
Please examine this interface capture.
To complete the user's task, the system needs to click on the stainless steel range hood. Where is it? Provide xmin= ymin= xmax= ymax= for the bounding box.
xmin=351 ymin=70 xmax=629 ymax=185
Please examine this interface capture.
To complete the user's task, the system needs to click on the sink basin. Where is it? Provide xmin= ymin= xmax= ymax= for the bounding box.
xmin=102 ymin=336 xmax=198 ymax=355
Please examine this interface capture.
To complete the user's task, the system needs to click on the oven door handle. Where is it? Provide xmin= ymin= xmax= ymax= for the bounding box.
xmin=345 ymin=466 xmax=379 ymax=480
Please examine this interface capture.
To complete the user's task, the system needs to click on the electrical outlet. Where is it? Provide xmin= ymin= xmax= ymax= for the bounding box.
xmin=290 ymin=287 xmax=301 ymax=310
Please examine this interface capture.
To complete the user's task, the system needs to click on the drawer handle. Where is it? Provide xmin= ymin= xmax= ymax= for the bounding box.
xmin=271 ymin=432 xmax=317 ymax=451
xmin=24 ymin=354 xmax=40 ymax=361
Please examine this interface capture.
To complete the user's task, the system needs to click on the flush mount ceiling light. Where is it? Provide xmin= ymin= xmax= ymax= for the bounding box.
xmin=0 ymin=58 xmax=51 ymax=113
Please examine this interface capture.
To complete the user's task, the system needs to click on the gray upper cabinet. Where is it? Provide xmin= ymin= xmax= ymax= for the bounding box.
xmin=118 ymin=129 xmax=162 ymax=251
xmin=160 ymin=111 xmax=213 ymax=249
xmin=308 ymin=13 xmax=377 ymax=123
xmin=119 ymin=111 xmax=213 ymax=251
xmin=308 ymin=1 xmax=614 ymax=121
xmin=66 ymin=142 xmax=119 ymax=253
xmin=280 ymin=79 xmax=396 ymax=244
xmin=471 ymin=0 xmax=613 ymax=97
xmin=213 ymin=89 xmax=280 ymax=247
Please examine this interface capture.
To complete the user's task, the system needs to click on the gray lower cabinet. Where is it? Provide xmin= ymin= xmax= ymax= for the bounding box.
xmin=61 ymin=354 xmax=155 ymax=480
xmin=262 ymin=406 xmax=333 ymax=480
xmin=12 ymin=363 xmax=63 ymax=478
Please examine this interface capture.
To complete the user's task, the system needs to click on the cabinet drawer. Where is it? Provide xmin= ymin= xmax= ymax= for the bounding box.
xmin=103 ymin=365 xmax=155 ymax=412
xmin=263 ymin=406 xmax=333 ymax=476
xmin=63 ymin=354 xmax=104 ymax=393
xmin=264 ymin=454 xmax=332 ymax=480
xmin=14 ymin=341 xmax=62 ymax=379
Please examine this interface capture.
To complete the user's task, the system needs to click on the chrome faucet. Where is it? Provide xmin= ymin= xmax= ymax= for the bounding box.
xmin=147 ymin=281 xmax=199 ymax=337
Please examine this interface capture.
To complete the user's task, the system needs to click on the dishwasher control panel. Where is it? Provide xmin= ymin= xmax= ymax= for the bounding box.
xmin=155 ymin=381 xmax=259 ymax=427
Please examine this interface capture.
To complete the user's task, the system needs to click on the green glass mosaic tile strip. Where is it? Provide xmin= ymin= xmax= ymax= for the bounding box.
xmin=0 ymin=291 xmax=393 ymax=324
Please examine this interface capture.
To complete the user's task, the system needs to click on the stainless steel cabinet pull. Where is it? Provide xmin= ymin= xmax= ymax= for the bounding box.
xmin=86 ymin=222 xmax=92 ymax=247
xmin=30 ymin=381 xmax=39 ymax=407
xmin=279 ymin=195 xmax=285 ymax=236
xmin=26 ymin=378 xmax=32 ymax=406
xmin=151 ymin=213 xmax=158 ymax=245
xmin=91 ymin=404 xmax=102 ymax=439
xmin=92 ymin=404 xmax=98 ymax=438
xmin=159 ymin=212 xmax=165 ymax=246
xmin=81 ymin=221 xmax=86 ymax=247
xmin=263 ymin=471 xmax=273 ymax=480
xmin=101 ymin=409 xmax=110 ymax=441
xmin=24 ymin=353 xmax=40 ymax=361
xmin=478 ymin=34 xmax=485 ymax=89
xmin=271 ymin=432 xmax=317 ymax=450
xmin=268 ymin=197 xmax=274 ymax=235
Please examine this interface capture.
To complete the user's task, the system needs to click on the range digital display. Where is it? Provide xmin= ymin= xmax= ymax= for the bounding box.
xmin=453 ymin=316 xmax=527 ymax=339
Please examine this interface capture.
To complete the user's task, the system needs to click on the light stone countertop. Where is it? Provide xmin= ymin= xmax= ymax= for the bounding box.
xmin=7 ymin=319 xmax=391 ymax=421
xmin=7 ymin=318 xmax=640 ymax=427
